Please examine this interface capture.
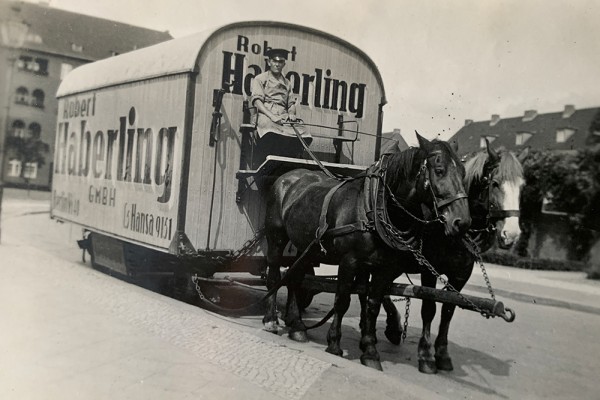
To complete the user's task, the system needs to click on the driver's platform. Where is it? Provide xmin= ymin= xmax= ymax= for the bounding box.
xmin=235 ymin=156 xmax=368 ymax=202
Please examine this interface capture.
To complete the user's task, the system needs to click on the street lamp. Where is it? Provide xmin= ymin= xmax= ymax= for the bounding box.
xmin=0 ymin=18 xmax=29 ymax=244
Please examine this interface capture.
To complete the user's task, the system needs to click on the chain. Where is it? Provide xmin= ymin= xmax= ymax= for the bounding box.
xmin=462 ymin=234 xmax=496 ymax=301
xmin=188 ymin=229 xmax=265 ymax=305
xmin=193 ymin=228 xmax=265 ymax=267
xmin=379 ymin=218 xmax=493 ymax=318
xmin=386 ymin=296 xmax=410 ymax=343
xmin=192 ymin=274 xmax=208 ymax=301
xmin=403 ymin=298 xmax=410 ymax=343
xmin=229 ymin=228 xmax=265 ymax=264
xmin=385 ymin=183 xmax=444 ymax=226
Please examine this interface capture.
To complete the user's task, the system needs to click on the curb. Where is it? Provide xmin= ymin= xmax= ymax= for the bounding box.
xmin=465 ymin=283 xmax=600 ymax=316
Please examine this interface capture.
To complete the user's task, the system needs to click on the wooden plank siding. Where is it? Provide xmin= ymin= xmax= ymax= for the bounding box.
xmin=184 ymin=24 xmax=384 ymax=255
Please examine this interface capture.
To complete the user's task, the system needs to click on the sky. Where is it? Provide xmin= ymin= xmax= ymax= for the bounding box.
xmin=35 ymin=0 xmax=600 ymax=145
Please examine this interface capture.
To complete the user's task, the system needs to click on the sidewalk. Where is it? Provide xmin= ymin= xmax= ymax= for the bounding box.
xmin=465 ymin=263 xmax=600 ymax=316
xmin=0 ymin=236 xmax=443 ymax=400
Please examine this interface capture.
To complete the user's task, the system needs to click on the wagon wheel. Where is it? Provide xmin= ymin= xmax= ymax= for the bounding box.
xmin=298 ymin=265 xmax=316 ymax=311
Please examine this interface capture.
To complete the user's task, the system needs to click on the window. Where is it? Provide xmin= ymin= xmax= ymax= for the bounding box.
xmin=25 ymin=33 xmax=43 ymax=44
xmin=60 ymin=63 xmax=73 ymax=80
xmin=479 ymin=136 xmax=497 ymax=148
xmin=31 ymin=89 xmax=45 ymax=108
xmin=516 ymin=132 xmax=532 ymax=145
xmin=15 ymin=87 xmax=29 ymax=104
xmin=556 ymin=128 xmax=575 ymax=143
xmin=23 ymin=162 xmax=38 ymax=179
xmin=28 ymin=123 xmax=41 ymax=139
xmin=71 ymin=43 xmax=83 ymax=52
xmin=34 ymin=58 xmax=48 ymax=75
xmin=15 ymin=56 xmax=48 ymax=75
xmin=11 ymin=120 xmax=25 ymax=137
xmin=6 ymin=161 xmax=38 ymax=179
xmin=7 ymin=160 xmax=21 ymax=177
xmin=17 ymin=55 xmax=32 ymax=70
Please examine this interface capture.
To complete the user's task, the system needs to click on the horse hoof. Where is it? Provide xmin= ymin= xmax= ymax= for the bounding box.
xmin=435 ymin=355 xmax=454 ymax=371
xmin=263 ymin=321 xmax=279 ymax=333
xmin=360 ymin=356 xmax=383 ymax=371
xmin=418 ymin=360 xmax=438 ymax=374
xmin=325 ymin=346 xmax=344 ymax=357
xmin=384 ymin=328 xmax=402 ymax=346
xmin=289 ymin=330 xmax=308 ymax=343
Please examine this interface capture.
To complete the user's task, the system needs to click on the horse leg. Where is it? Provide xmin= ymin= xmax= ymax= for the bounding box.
xmin=359 ymin=273 xmax=393 ymax=371
xmin=357 ymin=270 xmax=370 ymax=335
xmin=326 ymin=257 xmax=358 ymax=357
xmin=262 ymin=232 xmax=287 ymax=333
xmin=418 ymin=273 xmax=438 ymax=374
xmin=434 ymin=274 xmax=470 ymax=371
xmin=382 ymin=295 xmax=402 ymax=345
xmin=285 ymin=261 xmax=309 ymax=342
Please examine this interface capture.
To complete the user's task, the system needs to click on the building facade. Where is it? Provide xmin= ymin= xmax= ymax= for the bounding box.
xmin=0 ymin=1 xmax=172 ymax=189
xmin=449 ymin=105 xmax=600 ymax=156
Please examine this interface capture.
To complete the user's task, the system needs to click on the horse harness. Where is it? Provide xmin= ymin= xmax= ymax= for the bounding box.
xmin=314 ymin=151 xmax=468 ymax=253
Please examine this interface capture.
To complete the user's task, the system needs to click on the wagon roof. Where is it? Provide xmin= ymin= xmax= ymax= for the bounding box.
xmin=56 ymin=21 xmax=386 ymax=102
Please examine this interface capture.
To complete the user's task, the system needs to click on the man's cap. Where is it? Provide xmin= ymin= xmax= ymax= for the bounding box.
xmin=266 ymin=48 xmax=289 ymax=61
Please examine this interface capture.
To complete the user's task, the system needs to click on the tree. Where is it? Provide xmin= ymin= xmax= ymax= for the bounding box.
xmin=5 ymin=134 xmax=49 ymax=190
xmin=516 ymin=148 xmax=600 ymax=260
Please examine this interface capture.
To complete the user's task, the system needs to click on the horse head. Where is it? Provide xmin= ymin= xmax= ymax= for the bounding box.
xmin=386 ymin=132 xmax=470 ymax=236
xmin=465 ymin=141 xmax=525 ymax=248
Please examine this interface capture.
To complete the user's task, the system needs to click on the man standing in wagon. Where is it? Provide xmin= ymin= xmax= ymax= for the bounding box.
xmin=251 ymin=48 xmax=312 ymax=165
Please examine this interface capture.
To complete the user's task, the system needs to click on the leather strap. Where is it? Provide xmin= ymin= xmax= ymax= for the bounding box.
xmin=316 ymin=180 xmax=349 ymax=240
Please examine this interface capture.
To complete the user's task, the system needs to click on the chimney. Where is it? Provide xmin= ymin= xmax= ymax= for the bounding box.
xmin=464 ymin=119 xmax=473 ymax=126
xmin=490 ymin=114 xmax=500 ymax=126
xmin=562 ymin=104 xmax=576 ymax=118
xmin=393 ymin=128 xmax=401 ymax=134
xmin=523 ymin=109 xmax=538 ymax=122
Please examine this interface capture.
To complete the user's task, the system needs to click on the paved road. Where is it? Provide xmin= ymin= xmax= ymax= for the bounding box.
xmin=2 ymin=189 xmax=600 ymax=399
xmin=0 ymin=190 xmax=442 ymax=400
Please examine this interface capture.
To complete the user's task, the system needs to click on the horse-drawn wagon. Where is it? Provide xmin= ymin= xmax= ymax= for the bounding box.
xmin=52 ymin=21 xmax=384 ymax=279
xmin=52 ymin=21 xmax=519 ymax=373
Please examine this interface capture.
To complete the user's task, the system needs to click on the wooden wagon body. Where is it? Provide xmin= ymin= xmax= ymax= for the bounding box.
xmin=51 ymin=21 xmax=387 ymax=276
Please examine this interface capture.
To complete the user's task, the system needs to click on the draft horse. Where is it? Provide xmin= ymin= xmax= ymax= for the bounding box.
xmin=380 ymin=141 xmax=525 ymax=373
xmin=262 ymin=132 xmax=471 ymax=371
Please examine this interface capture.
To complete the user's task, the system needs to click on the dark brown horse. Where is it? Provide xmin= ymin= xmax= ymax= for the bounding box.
xmin=262 ymin=133 xmax=471 ymax=370
xmin=379 ymin=142 xmax=525 ymax=373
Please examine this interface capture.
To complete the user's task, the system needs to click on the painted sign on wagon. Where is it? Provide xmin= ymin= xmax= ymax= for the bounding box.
xmin=52 ymin=77 xmax=187 ymax=249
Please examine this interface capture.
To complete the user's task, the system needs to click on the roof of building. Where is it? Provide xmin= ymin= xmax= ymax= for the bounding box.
xmin=2 ymin=1 xmax=172 ymax=61
xmin=449 ymin=106 xmax=600 ymax=155
xmin=380 ymin=129 xmax=409 ymax=154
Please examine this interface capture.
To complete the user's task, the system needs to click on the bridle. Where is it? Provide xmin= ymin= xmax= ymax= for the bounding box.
xmin=416 ymin=150 xmax=468 ymax=220
xmin=471 ymin=165 xmax=520 ymax=234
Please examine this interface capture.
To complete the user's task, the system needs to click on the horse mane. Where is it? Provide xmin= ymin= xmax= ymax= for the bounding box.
xmin=464 ymin=150 xmax=524 ymax=191
xmin=385 ymin=140 xmax=464 ymax=190
xmin=496 ymin=151 xmax=524 ymax=183
xmin=385 ymin=146 xmax=420 ymax=187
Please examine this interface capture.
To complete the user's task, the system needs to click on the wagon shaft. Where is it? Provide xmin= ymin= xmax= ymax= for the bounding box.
xmin=301 ymin=275 xmax=515 ymax=321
